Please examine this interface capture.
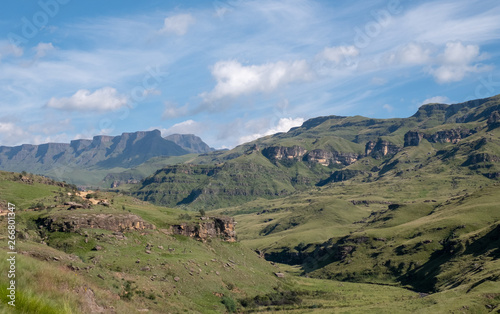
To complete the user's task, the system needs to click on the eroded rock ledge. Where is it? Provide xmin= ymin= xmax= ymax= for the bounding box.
xmin=167 ymin=217 xmax=236 ymax=242
xmin=38 ymin=213 xmax=156 ymax=232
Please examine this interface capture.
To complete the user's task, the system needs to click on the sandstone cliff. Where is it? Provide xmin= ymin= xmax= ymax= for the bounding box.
xmin=38 ymin=213 xmax=156 ymax=232
xmin=167 ymin=217 xmax=236 ymax=242
xmin=365 ymin=139 xmax=400 ymax=158
xmin=404 ymin=128 xmax=477 ymax=147
xmin=261 ymin=146 xmax=307 ymax=161
xmin=304 ymin=149 xmax=359 ymax=166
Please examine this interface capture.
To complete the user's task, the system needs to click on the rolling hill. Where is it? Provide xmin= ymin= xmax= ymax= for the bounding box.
xmin=2 ymin=94 xmax=500 ymax=312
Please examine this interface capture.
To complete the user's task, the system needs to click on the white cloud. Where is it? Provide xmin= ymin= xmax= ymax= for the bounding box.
xmin=318 ymin=45 xmax=359 ymax=65
xmin=158 ymin=119 xmax=205 ymax=136
xmin=202 ymin=60 xmax=313 ymax=102
xmin=440 ymin=41 xmax=479 ymax=65
xmin=398 ymin=42 xmax=432 ymax=65
xmin=30 ymin=133 xmax=72 ymax=145
xmin=401 ymin=1 xmax=500 ymax=45
xmin=0 ymin=41 xmax=23 ymax=60
xmin=430 ymin=41 xmax=489 ymax=83
xmin=34 ymin=42 xmax=55 ymax=58
xmin=421 ymin=96 xmax=449 ymax=106
xmin=382 ymin=104 xmax=393 ymax=113
xmin=46 ymin=87 xmax=127 ymax=112
xmin=0 ymin=122 xmax=29 ymax=146
xmin=160 ymin=13 xmax=195 ymax=36
xmin=238 ymin=117 xmax=304 ymax=144
xmin=162 ymin=102 xmax=189 ymax=119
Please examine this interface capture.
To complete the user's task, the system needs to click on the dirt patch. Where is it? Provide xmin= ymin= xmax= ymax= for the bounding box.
xmin=77 ymin=191 xmax=105 ymax=205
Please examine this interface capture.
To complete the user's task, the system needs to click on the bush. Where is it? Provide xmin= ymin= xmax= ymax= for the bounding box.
xmin=29 ymin=202 xmax=46 ymax=210
xmin=240 ymin=290 xmax=302 ymax=308
xmin=222 ymin=296 xmax=237 ymax=313
xmin=178 ymin=213 xmax=192 ymax=220
xmin=120 ymin=280 xmax=136 ymax=301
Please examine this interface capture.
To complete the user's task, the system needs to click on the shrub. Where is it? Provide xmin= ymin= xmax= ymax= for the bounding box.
xmin=222 ymin=296 xmax=237 ymax=313
xmin=178 ymin=213 xmax=192 ymax=220
xmin=120 ymin=280 xmax=136 ymax=301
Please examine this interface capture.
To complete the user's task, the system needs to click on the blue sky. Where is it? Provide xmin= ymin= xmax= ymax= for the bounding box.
xmin=1 ymin=0 xmax=500 ymax=148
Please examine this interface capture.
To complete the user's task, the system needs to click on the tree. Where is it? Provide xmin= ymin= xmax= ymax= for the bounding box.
xmin=199 ymin=208 xmax=206 ymax=217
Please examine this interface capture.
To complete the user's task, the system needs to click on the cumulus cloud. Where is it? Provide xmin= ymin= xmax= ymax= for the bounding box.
xmin=162 ymin=102 xmax=190 ymax=119
xmin=421 ymin=96 xmax=449 ymax=106
xmin=238 ymin=117 xmax=304 ymax=144
xmin=46 ymin=87 xmax=127 ymax=112
xmin=34 ymin=42 xmax=55 ymax=58
xmin=318 ymin=45 xmax=359 ymax=65
xmin=0 ymin=41 xmax=23 ymax=60
xmin=0 ymin=122 xmax=29 ymax=146
xmin=430 ymin=41 xmax=490 ymax=83
xmin=158 ymin=119 xmax=205 ymax=136
xmin=202 ymin=60 xmax=313 ymax=102
xmin=398 ymin=42 xmax=432 ymax=65
xmin=382 ymin=104 xmax=394 ymax=113
xmin=160 ymin=13 xmax=195 ymax=36
xmin=382 ymin=42 xmax=432 ymax=66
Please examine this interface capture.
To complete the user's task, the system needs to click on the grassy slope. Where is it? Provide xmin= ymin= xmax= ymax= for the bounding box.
xmin=131 ymin=152 xmax=333 ymax=209
xmin=201 ymin=121 xmax=500 ymax=311
xmin=4 ymin=171 xmax=498 ymax=313
xmin=0 ymin=172 xmax=284 ymax=313
xmin=41 ymin=154 xmax=199 ymax=188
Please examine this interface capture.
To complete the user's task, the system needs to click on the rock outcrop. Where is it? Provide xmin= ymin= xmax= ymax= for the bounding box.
xmin=168 ymin=217 xmax=236 ymax=242
xmin=403 ymin=131 xmax=424 ymax=147
xmin=487 ymin=111 xmax=500 ymax=130
xmin=38 ymin=213 xmax=156 ymax=232
xmin=404 ymin=128 xmax=477 ymax=147
xmin=365 ymin=139 xmax=400 ymax=158
xmin=164 ymin=133 xmax=214 ymax=153
xmin=316 ymin=169 xmax=361 ymax=186
xmin=263 ymin=146 xmax=359 ymax=166
xmin=304 ymin=149 xmax=358 ymax=166
xmin=462 ymin=153 xmax=500 ymax=167
xmin=262 ymin=146 xmax=307 ymax=161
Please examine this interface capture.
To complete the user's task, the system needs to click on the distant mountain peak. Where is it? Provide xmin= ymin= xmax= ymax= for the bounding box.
xmin=0 ymin=129 xmax=189 ymax=175
xmin=164 ymin=133 xmax=214 ymax=154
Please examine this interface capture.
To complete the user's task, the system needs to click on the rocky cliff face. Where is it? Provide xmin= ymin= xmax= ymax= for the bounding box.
xmin=462 ymin=153 xmax=500 ymax=167
xmin=38 ymin=213 xmax=156 ymax=232
xmin=404 ymin=131 xmax=424 ymax=147
xmin=262 ymin=146 xmax=358 ymax=166
xmin=365 ymin=139 xmax=400 ymax=158
xmin=488 ymin=111 xmax=500 ymax=130
xmin=262 ymin=146 xmax=307 ymax=161
xmin=0 ymin=130 xmax=190 ymax=174
xmin=404 ymin=128 xmax=476 ymax=147
xmin=164 ymin=134 xmax=214 ymax=153
xmin=168 ymin=217 xmax=236 ymax=242
xmin=317 ymin=169 xmax=361 ymax=186
xmin=304 ymin=149 xmax=358 ymax=166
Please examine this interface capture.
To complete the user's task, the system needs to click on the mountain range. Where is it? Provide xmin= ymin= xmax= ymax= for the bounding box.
xmin=130 ymin=95 xmax=500 ymax=208
xmin=1 ymin=94 xmax=500 ymax=312
xmin=0 ymin=131 xmax=213 ymax=184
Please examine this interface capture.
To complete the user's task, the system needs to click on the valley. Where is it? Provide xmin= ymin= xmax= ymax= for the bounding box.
xmin=1 ymin=95 xmax=500 ymax=313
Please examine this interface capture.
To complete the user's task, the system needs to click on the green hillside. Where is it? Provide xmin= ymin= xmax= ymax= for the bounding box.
xmin=1 ymin=170 xmax=479 ymax=314
xmin=2 ymin=95 xmax=500 ymax=313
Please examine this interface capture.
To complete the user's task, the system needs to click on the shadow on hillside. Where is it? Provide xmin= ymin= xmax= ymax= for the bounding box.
xmin=401 ymin=223 xmax=500 ymax=292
